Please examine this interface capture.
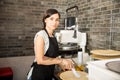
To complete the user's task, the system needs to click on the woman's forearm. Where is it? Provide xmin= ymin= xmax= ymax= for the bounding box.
xmin=36 ymin=56 xmax=63 ymax=65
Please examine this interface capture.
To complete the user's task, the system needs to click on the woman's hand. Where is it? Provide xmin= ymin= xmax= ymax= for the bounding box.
xmin=59 ymin=59 xmax=74 ymax=70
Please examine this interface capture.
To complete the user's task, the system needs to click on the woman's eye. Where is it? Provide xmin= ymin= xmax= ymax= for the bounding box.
xmin=49 ymin=17 xmax=59 ymax=22
xmin=50 ymin=18 xmax=54 ymax=20
xmin=56 ymin=18 xmax=59 ymax=21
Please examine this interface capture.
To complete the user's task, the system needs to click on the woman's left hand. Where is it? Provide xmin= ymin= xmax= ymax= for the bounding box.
xmin=60 ymin=59 xmax=74 ymax=70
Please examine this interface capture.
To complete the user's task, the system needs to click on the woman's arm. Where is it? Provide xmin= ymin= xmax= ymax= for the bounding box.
xmin=34 ymin=35 xmax=73 ymax=69
xmin=34 ymin=35 xmax=62 ymax=65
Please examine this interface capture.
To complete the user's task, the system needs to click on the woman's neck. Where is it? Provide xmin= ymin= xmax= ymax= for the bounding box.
xmin=45 ymin=27 xmax=54 ymax=37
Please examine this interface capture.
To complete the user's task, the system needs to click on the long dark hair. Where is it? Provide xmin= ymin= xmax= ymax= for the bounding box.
xmin=42 ymin=9 xmax=61 ymax=29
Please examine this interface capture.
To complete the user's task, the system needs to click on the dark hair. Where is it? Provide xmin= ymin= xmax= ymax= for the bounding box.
xmin=42 ymin=9 xmax=61 ymax=29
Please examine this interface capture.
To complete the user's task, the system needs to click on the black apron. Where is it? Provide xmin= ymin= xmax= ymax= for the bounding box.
xmin=31 ymin=29 xmax=59 ymax=80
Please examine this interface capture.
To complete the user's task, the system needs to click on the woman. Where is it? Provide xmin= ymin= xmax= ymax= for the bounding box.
xmin=31 ymin=9 xmax=73 ymax=80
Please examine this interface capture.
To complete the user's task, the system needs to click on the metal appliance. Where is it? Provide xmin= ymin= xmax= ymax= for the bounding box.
xmin=55 ymin=6 xmax=87 ymax=58
xmin=55 ymin=30 xmax=87 ymax=54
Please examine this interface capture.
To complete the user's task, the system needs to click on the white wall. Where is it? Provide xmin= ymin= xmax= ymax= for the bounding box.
xmin=0 ymin=56 xmax=34 ymax=80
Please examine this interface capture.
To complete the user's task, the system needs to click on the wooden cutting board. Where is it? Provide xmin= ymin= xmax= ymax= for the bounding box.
xmin=59 ymin=71 xmax=88 ymax=80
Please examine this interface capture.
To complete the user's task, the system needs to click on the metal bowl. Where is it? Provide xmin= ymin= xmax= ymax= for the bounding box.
xmin=59 ymin=42 xmax=78 ymax=51
xmin=61 ymin=46 xmax=77 ymax=50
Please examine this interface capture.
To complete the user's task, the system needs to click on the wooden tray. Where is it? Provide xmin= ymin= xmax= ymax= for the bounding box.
xmin=106 ymin=61 xmax=120 ymax=73
xmin=91 ymin=50 xmax=120 ymax=56
xmin=91 ymin=54 xmax=120 ymax=60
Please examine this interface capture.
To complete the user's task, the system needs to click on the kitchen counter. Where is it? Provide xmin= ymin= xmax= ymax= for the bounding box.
xmin=87 ymin=58 xmax=120 ymax=80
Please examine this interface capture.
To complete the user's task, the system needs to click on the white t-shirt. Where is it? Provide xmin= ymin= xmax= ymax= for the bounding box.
xmin=34 ymin=30 xmax=49 ymax=54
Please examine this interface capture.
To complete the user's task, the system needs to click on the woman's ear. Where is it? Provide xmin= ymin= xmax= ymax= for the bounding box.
xmin=44 ymin=19 xmax=47 ymax=23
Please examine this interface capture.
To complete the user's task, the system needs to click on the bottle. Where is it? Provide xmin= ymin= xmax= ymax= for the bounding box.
xmin=76 ymin=50 xmax=84 ymax=71
xmin=78 ymin=51 xmax=83 ymax=64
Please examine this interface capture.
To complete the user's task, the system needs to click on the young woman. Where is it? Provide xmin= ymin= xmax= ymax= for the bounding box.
xmin=31 ymin=9 xmax=73 ymax=80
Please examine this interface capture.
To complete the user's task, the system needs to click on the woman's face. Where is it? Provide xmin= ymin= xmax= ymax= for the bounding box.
xmin=45 ymin=13 xmax=60 ymax=31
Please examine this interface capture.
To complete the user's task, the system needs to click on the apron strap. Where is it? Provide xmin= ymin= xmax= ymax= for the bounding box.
xmin=44 ymin=29 xmax=55 ymax=37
